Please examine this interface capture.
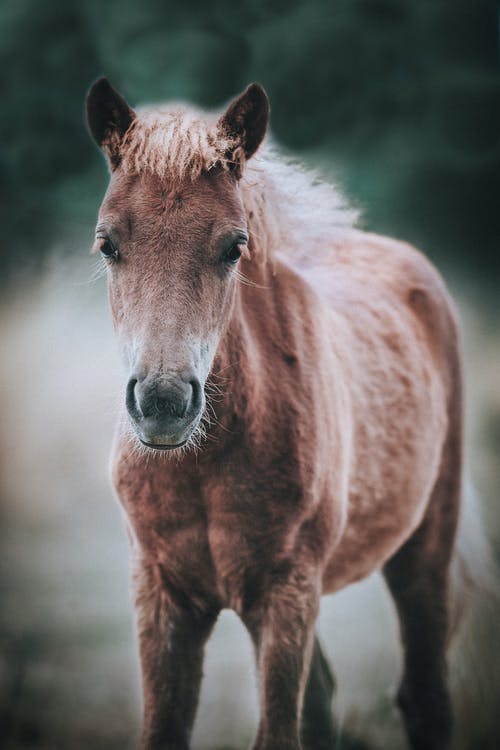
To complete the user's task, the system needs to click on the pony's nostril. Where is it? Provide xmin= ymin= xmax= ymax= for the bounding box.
xmin=190 ymin=379 xmax=202 ymax=412
xmin=126 ymin=378 xmax=141 ymax=418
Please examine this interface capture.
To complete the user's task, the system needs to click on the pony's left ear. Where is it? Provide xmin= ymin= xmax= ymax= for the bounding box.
xmin=86 ymin=77 xmax=136 ymax=169
xmin=218 ymin=83 xmax=269 ymax=176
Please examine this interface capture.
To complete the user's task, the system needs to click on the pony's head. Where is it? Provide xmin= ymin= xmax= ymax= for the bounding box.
xmin=86 ymin=78 xmax=269 ymax=450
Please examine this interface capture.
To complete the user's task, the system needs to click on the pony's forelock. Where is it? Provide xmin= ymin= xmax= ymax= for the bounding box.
xmin=119 ymin=103 xmax=359 ymax=265
xmin=121 ymin=105 xmax=237 ymax=179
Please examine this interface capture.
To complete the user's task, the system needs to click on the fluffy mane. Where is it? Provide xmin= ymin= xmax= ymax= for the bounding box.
xmin=120 ymin=103 xmax=358 ymax=263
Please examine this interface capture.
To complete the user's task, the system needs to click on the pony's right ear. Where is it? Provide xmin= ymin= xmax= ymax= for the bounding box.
xmin=86 ymin=77 xmax=136 ymax=169
xmin=218 ymin=83 xmax=269 ymax=177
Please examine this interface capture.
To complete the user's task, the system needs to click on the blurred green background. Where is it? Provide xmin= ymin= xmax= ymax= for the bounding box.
xmin=1 ymin=2 xmax=500 ymax=750
xmin=1 ymin=0 xmax=499 ymax=284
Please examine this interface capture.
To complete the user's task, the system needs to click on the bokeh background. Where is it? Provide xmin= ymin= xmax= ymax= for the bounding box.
xmin=1 ymin=1 xmax=499 ymax=749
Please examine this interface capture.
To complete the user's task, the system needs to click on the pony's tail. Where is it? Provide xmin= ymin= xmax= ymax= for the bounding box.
xmin=448 ymin=478 xmax=500 ymax=747
xmin=449 ymin=478 xmax=499 ymax=630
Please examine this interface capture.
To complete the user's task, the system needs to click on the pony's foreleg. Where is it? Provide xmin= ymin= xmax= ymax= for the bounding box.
xmin=243 ymin=570 xmax=320 ymax=750
xmin=300 ymin=635 xmax=337 ymax=750
xmin=133 ymin=559 xmax=218 ymax=750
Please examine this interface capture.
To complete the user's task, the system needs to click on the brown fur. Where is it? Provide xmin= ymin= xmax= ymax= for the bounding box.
xmin=87 ymin=79 xmax=463 ymax=750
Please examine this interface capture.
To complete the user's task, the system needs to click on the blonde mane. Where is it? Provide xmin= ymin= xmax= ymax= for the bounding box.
xmin=120 ymin=103 xmax=358 ymax=263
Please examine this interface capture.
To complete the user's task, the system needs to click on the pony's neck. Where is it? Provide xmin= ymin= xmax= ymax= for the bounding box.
xmin=207 ymin=255 xmax=275 ymax=446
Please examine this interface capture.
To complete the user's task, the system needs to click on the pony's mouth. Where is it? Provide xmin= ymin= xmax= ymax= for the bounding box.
xmin=139 ymin=438 xmax=188 ymax=451
xmin=130 ymin=412 xmax=202 ymax=452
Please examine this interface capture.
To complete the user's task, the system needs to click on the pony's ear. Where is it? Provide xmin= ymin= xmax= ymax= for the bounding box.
xmin=218 ymin=83 xmax=269 ymax=175
xmin=86 ymin=77 xmax=136 ymax=169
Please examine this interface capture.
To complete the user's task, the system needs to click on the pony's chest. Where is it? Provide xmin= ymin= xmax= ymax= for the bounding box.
xmin=113 ymin=439 xmax=331 ymax=611
xmin=113 ymin=456 xmax=220 ymax=603
xmin=126 ymin=496 xmax=216 ymax=579
xmin=202 ymin=476 xmax=329 ymax=612
xmin=127 ymin=495 xmax=284 ymax=613
xmin=205 ymin=518 xmax=270 ymax=612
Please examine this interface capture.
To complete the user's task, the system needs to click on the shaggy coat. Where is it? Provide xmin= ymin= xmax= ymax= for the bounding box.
xmin=87 ymin=78 xmax=462 ymax=750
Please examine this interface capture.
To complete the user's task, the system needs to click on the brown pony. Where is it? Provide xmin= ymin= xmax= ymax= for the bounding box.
xmin=86 ymin=78 xmax=463 ymax=750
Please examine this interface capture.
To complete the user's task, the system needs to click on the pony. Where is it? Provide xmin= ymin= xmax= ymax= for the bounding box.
xmin=86 ymin=78 xmax=463 ymax=750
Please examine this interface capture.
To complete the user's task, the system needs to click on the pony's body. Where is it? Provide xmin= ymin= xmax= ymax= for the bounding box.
xmin=87 ymin=80 xmax=462 ymax=750
xmin=115 ymin=229 xmax=458 ymax=600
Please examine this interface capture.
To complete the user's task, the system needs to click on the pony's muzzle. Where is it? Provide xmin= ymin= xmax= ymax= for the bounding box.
xmin=126 ymin=373 xmax=203 ymax=448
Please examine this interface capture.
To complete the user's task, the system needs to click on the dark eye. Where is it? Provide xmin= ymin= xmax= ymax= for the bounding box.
xmin=98 ymin=237 xmax=119 ymax=261
xmin=224 ymin=242 xmax=243 ymax=265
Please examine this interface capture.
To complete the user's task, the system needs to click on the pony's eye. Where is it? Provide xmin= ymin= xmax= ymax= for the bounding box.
xmin=224 ymin=243 xmax=243 ymax=265
xmin=98 ymin=238 xmax=119 ymax=260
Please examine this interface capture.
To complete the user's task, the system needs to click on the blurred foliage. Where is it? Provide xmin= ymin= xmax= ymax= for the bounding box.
xmin=0 ymin=0 xmax=499 ymax=281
